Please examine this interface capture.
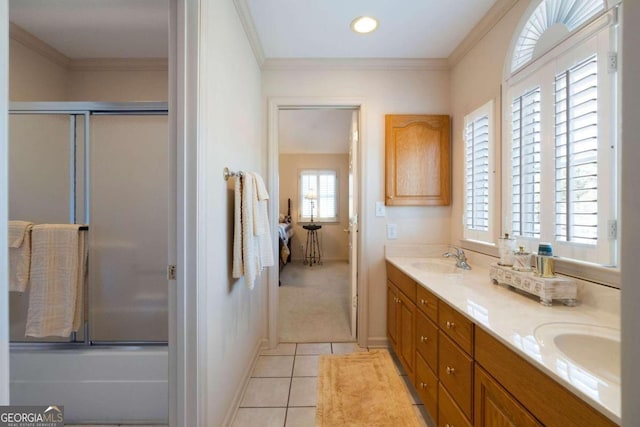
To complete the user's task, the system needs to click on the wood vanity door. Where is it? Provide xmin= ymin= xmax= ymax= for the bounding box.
xmin=475 ymin=366 xmax=542 ymax=427
xmin=385 ymin=114 xmax=451 ymax=206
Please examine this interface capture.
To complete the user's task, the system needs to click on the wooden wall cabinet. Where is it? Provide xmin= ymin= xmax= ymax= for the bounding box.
xmin=385 ymin=114 xmax=451 ymax=206
xmin=385 ymin=262 xmax=619 ymax=427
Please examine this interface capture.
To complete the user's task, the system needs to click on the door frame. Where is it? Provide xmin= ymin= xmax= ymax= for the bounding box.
xmin=266 ymin=97 xmax=368 ymax=349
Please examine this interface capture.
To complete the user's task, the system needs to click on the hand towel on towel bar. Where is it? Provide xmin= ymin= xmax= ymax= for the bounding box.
xmin=8 ymin=220 xmax=34 ymax=292
xmin=232 ymin=172 xmax=274 ymax=289
xmin=26 ymin=224 xmax=88 ymax=338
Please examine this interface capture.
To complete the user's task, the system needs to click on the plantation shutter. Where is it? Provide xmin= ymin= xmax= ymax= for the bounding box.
xmin=511 ymin=87 xmax=541 ymax=238
xmin=465 ymin=115 xmax=490 ymax=231
xmin=299 ymin=170 xmax=338 ymax=222
xmin=554 ymin=55 xmax=599 ymax=245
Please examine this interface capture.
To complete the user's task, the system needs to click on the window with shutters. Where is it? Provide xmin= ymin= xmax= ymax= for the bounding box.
xmin=463 ymin=100 xmax=495 ymax=243
xmin=299 ymin=169 xmax=338 ymax=223
xmin=504 ymin=0 xmax=617 ymax=266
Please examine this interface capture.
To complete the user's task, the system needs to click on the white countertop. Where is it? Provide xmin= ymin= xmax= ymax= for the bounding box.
xmin=385 ymin=252 xmax=621 ymax=425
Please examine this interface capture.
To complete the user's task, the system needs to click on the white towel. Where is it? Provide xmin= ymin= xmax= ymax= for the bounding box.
xmin=25 ymin=224 xmax=88 ymax=338
xmin=231 ymin=172 xmax=274 ymax=289
xmin=252 ymin=173 xmax=274 ymax=270
xmin=232 ymin=173 xmax=244 ymax=279
xmin=8 ymin=220 xmax=34 ymax=292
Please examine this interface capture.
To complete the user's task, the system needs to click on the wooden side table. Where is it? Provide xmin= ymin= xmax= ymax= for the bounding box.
xmin=302 ymin=224 xmax=322 ymax=266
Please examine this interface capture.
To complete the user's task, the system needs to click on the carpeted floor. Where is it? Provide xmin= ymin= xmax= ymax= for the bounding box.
xmin=279 ymin=260 xmax=353 ymax=343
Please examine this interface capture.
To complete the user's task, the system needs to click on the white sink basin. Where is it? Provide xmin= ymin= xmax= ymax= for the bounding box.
xmin=410 ymin=259 xmax=459 ymax=274
xmin=534 ymin=322 xmax=620 ymax=382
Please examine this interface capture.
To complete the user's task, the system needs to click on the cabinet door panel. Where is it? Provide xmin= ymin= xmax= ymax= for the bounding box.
xmin=439 ymin=383 xmax=472 ymax=427
xmin=416 ymin=310 xmax=438 ymax=372
xmin=387 ymin=282 xmax=398 ymax=351
xmin=416 ymin=353 xmax=438 ymax=419
xmin=475 ymin=365 xmax=542 ymax=427
xmin=439 ymin=331 xmax=473 ymax=421
xmin=398 ymin=290 xmax=416 ymax=381
xmin=385 ymin=114 xmax=450 ymax=206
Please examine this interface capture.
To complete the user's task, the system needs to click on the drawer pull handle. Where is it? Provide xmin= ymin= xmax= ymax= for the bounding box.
xmin=446 ymin=366 xmax=455 ymax=375
xmin=420 ymin=299 xmax=427 ymax=305
xmin=420 ymin=336 xmax=428 ymax=343
xmin=446 ymin=321 xmax=455 ymax=329
xmin=419 ymin=382 xmax=427 ymax=389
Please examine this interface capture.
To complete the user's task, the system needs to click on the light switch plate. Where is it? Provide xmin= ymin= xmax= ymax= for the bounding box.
xmin=387 ymin=223 xmax=397 ymax=240
xmin=375 ymin=201 xmax=386 ymax=217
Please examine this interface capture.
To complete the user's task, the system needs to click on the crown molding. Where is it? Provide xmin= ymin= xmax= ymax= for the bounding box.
xmin=69 ymin=58 xmax=168 ymax=72
xmin=233 ymin=0 xmax=265 ymax=67
xmin=447 ymin=0 xmax=521 ymax=68
xmin=262 ymin=58 xmax=449 ymax=71
xmin=9 ymin=22 xmax=70 ymax=68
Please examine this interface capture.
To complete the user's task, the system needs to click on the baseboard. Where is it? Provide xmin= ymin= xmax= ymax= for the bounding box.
xmin=222 ymin=337 xmax=268 ymax=426
xmin=366 ymin=336 xmax=390 ymax=349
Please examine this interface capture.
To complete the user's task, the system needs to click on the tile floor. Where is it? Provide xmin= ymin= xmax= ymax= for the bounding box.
xmin=232 ymin=342 xmax=435 ymax=427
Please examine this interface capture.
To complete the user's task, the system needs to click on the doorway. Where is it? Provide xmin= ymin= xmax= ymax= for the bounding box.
xmin=268 ymin=101 xmax=362 ymax=346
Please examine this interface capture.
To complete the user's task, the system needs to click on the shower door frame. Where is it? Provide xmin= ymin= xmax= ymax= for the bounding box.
xmin=8 ymin=101 xmax=170 ymax=346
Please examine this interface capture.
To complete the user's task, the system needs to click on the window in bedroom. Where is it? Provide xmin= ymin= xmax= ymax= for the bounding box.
xmin=299 ymin=169 xmax=338 ymax=223
xmin=463 ymin=100 xmax=495 ymax=244
xmin=504 ymin=0 xmax=617 ymax=266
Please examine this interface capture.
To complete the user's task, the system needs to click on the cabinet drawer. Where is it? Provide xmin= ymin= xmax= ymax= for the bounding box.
xmin=416 ymin=310 xmax=438 ymax=372
xmin=438 ymin=382 xmax=472 ymax=427
xmin=439 ymin=331 xmax=473 ymax=422
xmin=416 ymin=285 xmax=438 ymax=321
xmin=415 ymin=353 xmax=438 ymax=419
xmin=439 ymin=301 xmax=474 ymax=355
xmin=386 ymin=262 xmax=417 ymax=303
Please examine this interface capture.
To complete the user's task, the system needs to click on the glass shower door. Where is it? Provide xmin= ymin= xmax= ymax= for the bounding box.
xmin=89 ymin=114 xmax=169 ymax=342
xmin=8 ymin=113 xmax=86 ymax=342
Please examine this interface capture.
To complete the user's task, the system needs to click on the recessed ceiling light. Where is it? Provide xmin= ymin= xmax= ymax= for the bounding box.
xmin=350 ymin=16 xmax=379 ymax=34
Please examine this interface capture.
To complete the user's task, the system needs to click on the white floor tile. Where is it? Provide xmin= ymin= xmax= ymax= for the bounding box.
xmin=252 ymin=356 xmax=295 ymax=377
xmin=288 ymin=377 xmax=318 ymax=407
xmin=292 ymin=355 xmax=319 ymax=377
xmin=261 ymin=343 xmax=297 ymax=356
xmin=295 ymin=343 xmax=331 ymax=355
xmin=285 ymin=407 xmax=316 ymax=427
xmin=240 ymin=377 xmax=291 ymax=407
xmin=331 ymin=342 xmax=368 ymax=354
xmin=232 ymin=407 xmax=287 ymax=427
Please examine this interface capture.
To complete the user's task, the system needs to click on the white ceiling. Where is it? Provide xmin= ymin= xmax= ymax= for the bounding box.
xmin=8 ymin=0 xmax=497 ymax=60
xmin=279 ymin=109 xmax=354 ymax=154
xmin=246 ymin=0 xmax=498 ymax=59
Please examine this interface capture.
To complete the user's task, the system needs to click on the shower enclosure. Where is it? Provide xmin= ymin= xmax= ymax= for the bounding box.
xmin=8 ymin=102 xmax=170 ymax=423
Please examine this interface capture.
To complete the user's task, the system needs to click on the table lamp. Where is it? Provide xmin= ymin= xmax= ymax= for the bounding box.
xmin=305 ymin=189 xmax=318 ymax=222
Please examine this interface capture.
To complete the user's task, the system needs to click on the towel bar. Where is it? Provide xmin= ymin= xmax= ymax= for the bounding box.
xmin=224 ymin=167 xmax=244 ymax=181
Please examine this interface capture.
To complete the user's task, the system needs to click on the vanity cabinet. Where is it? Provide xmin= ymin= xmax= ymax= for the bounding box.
xmin=475 ymin=365 xmax=541 ymax=427
xmin=385 ymin=114 xmax=451 ymax=206
xmin=387 ymin=263 xmax=417 ymax=381
xmin=385 ymin=261 xmax=620 ymax=427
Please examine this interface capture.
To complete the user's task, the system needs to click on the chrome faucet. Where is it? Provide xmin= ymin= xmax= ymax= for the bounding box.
xmin=443 ymin=247 xmax=472 ymax=270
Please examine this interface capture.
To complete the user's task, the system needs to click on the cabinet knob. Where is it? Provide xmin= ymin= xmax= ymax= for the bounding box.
xmin=396 ymin=297 xmax=401 ymax=304
xmin=420 ymin=298 xmax=427 ymax=305
xmin=419 ymin=382 xmax=427 ymax=389
xmin=445 ymin=424 xmax=454 ymax=427
xmin=420 ymin=336 xmax=428 ymax=343
xmin=446 ymin=366 xmax=455 ymax=375
xmin=446 ymin=321 xmax=455 ymax=329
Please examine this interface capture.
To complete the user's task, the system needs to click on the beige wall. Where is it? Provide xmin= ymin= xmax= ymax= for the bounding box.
xmin=449 ymin=0 xmax=530 ymax=246
xmin=68 ymin=69 xmax=168 ymax=101
xmin=198 ymin=0 xmax=266 ymax=424
xmin=279 ymin=153 xmax=350 ymax=261
xmin=9 ymin=35 xmax=167 ymax=102
xmin=9 ymin=39 xmax=67 ymax=101
xmin=264 ymin=67 xmax=451 ymax=344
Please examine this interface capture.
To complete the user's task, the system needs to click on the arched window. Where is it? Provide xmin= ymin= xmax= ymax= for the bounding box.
xmin=511 ymin=0 xmax=606 ymax=72
xmin=503 ymin=0 xmax=619 ymax=266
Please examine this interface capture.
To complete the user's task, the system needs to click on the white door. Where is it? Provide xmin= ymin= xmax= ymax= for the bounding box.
xmin=348 ymin=110 xmax=359 ymax=339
